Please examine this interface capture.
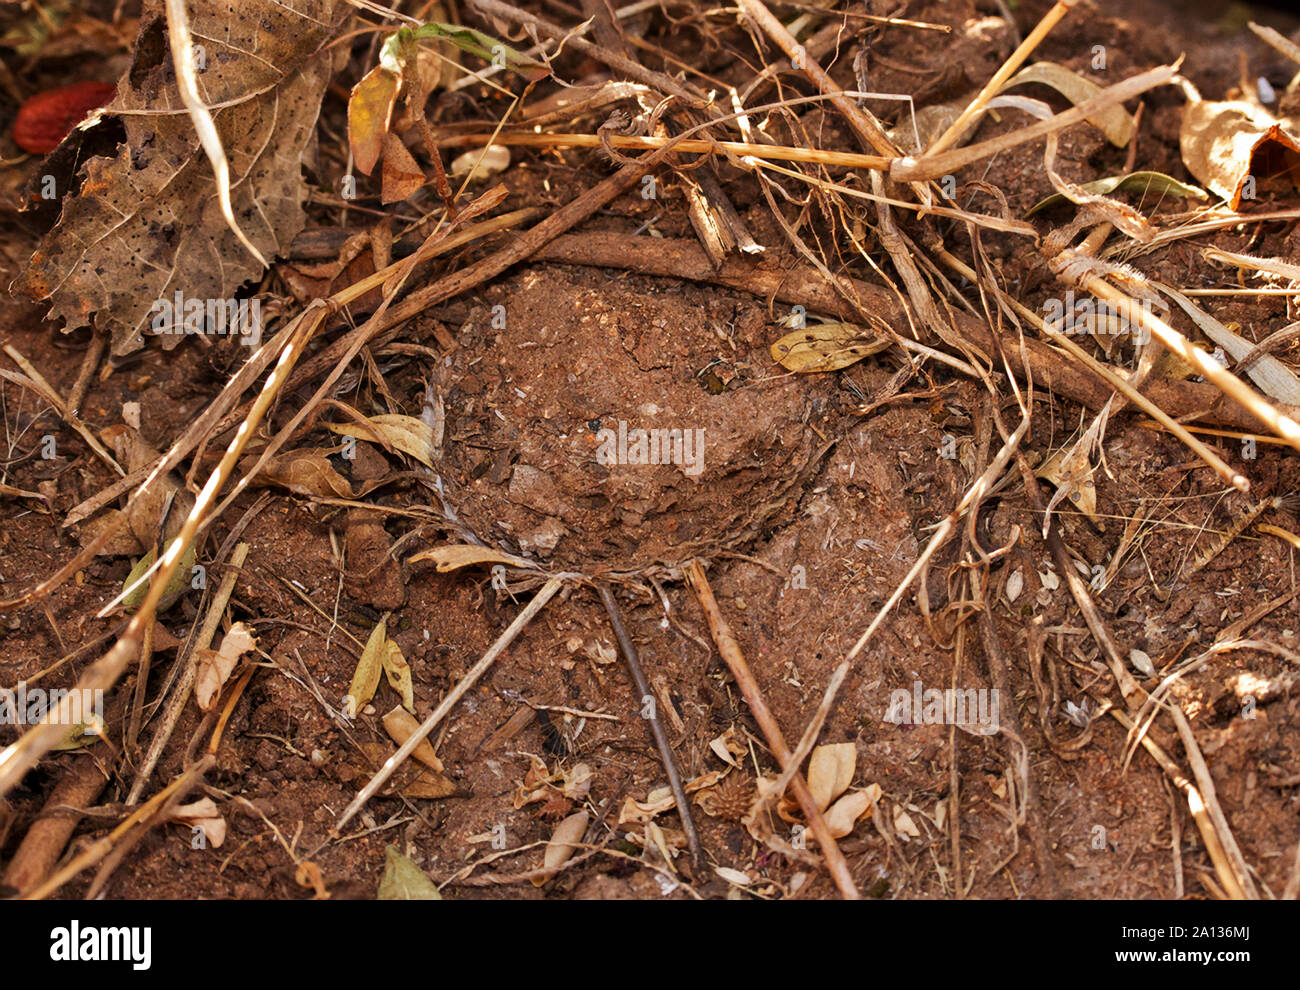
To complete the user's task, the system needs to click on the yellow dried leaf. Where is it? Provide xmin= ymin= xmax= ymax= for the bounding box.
xmin=770 ymin=322 xmax=889 ymax=373
xmin=382 ymin=706 xmax=443 ymax=772
xmin=348 ymin=65 xmax=400 ymax=176
xmin=344 ymin=617 xmax=388 ymax=718
xmin=323 ymin=414 xmax=436 ymax=467
xmin=382 ymin=638 xmax=415 ymax=713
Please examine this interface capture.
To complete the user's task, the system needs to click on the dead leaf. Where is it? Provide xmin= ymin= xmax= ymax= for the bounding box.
xmin=381 ymin=133 xmax=427 ymax=204
xmin=708 ymin=726 xmax=746 ymax=767
xmin=1036 ymin=410 xmax=1107 ymax=527
xmin=770 ymin=322 xmax=890 ymax=373
xmin=408 ymin=544 xmax=533 ymax=571
xmin=16 ymin=0 xmax=349 ymax=355
xmin=618 ymin=786 xmax=676 ymax=824
xmin=1000 ymin=62 xmax=1135 ymax=147
xmin=344 ymin=617 xmax=389 ymax=718
xmin=382 ymin=706 xmax=443 ymax=772
xmin=378 ymin=845 xmax=442 ymax=899
xmin=166 ymin=798 xmax=227 ymax=848
xmin=824 ymin=785 xmax=880 ymax=838
xmin=194 ymin=622 xmax=257 ymax=712
xmin=357 ymin=741 xmax=457 ymax=799
xmin=348 ymin=65 xmax=400 ymax=176
xmin=533 ymin=810 xmax=588 ymax=886
xmin=1180 ymin=98 xmax=1300 ymax=208
xmin=254 ymin=449 xmax=355 ymax=499
xmin=807 ymin=742 xmax=856 ymax=812
xmin=323 ymin=414 xmax=435 ymax=467
xmin=894 ymin=804 xmax=921 ymax=840
xmin=382 ymin=638 xmax=414 ymax=713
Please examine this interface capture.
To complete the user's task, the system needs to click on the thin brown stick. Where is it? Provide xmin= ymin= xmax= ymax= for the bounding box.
xmin=684 ymin=559 xmax=861 ymax=900
xmin=334 ymin=576 xmax=566 ymax=832
xmin=438 ymin=130 xmax=890 ymax=170
xmin=737 ymin=0 xmax=898 ymax=159
xmin=598 ymin=583 xmax=704 ymax=868
xmin=892 ymin=64 xmax=1178 ymax=182
xmin=1168 ymin=705 xmax=1259 ymax=899
xmin=1106 ymin=709 xmax=1246 ymax=900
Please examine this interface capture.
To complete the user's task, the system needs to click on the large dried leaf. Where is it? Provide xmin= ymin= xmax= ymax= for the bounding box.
xmin=770 ymin=322 xmax=889 ymax=373
xmin=807 ymin=742 xmax=856 ymax=812
xmin=323 ymin=414 xmax=436 ymax=467
xmin=16 ymin=0 xmax=347 ymax=355
xmin=254 ymin=449 xmax=356 ymax=499
xmin=381 ymin=640 xmax=415 ymax=714
xmin=824 ymin=784 xmax=880 ymax=839
xmin=1180 ymin=99 xmax=1300 ymax=208
xmin=1000 ymin=62 xmax=1135 ymax=147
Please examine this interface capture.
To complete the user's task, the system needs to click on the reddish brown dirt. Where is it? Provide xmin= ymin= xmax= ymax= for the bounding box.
xmin=2 ymin=0 xmax=1300 ymax=900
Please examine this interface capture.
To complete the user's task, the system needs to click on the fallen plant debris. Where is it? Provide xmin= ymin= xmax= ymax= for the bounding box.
xmin=0 ymin=0 xmax=1298 ymax=918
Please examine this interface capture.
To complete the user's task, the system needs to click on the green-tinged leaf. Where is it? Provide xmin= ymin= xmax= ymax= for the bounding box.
xmin=51 ymin=714 xmax=106 ymax=751
xmin=770 ymin=322 xmax=890 ymax=373
xmin=1028 ymin=170 xmax=1207 ymax=216
xmin=1000 ymin=61 xmax=1135 ymax=147
xmin=345 ymin=615 xmax=390 ymax=718
xmin=378 ymin=845 xmax=442 ymax=900
xmin=122 ymin=539 xmax=195 ymax=608
xmin=411 ymin=22 xmax=551 ymax=81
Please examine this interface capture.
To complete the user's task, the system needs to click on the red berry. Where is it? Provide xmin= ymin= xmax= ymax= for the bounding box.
xmin=12 ymin=80 xmax=116 ymax=154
